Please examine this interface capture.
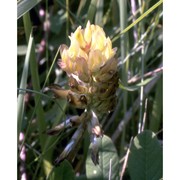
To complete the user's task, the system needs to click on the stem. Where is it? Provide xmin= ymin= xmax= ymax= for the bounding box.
xmin=130 ymin=0 xmax=138 ymax=43
xmin=45 ymin=0 xmax=49 ymax=85
xmin=119 ymin=0 xmax=128 ymax=156
xmin=138 ymin=0 xmax=145 ymax=134
xmin=112 ymin=75 xmax=161 ymax=142
xmin=66 ymin=0 xmax=69 ymax=44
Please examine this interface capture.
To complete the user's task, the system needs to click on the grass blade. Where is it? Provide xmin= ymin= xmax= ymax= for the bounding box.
xmin=85 ymin=0 xmax=98 ymax=24
xmin=95 ymin=0 xmax=104 ymax=26
xmin=112 ymin=0 xmax=163 ymax=42
xmin=17 ymin=0 xmax=42 ymax=19
xmin=17 ymin=32 xmax=33 ymax=137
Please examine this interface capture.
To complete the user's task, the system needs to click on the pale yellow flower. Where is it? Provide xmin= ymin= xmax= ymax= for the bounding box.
xmin=46 ymin=21 xmax=119 ymax=166
xmin=56 ymin=21 xmax=119 ymax=114
xmin=59 ymin=21 xmax=117 ymax=75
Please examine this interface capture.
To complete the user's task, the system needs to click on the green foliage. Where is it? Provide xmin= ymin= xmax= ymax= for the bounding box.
xmin=48 ymin=160 xmax=75 ymax=180
xmin=86 ymin=135 xmax=119 ymax=180
xmin=128 ymin=130 xmax=162 ymax=180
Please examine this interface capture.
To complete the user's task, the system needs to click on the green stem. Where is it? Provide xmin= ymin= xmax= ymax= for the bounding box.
xmin=138 ymin=0 xmax=145 ymax=133
xmin=45 ymin=0 xmax=49 ymax=85
xmin=119 ymin=0 xmax=128 ymax=157
xmin=66 ymin=0 xmax=69 ymax=44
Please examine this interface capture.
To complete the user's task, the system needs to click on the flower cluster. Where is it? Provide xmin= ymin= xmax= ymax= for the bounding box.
xmin=47 ymin=21 xmax=119 ymax=165
xmin=58 ymin=21 xmax=118 ymax=115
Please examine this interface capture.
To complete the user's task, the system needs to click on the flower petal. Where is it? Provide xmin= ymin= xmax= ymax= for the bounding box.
xmin=84 ymin=21 xmax=92 ymax=45
xmin=88 ymin=50 xmax=105 ymax=73
xmin=75 ymin=57 xmax=90 ymax=82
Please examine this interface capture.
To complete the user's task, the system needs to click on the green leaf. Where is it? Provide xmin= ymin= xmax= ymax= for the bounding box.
xmin=86 ymin=135 xmax=119 ymax=180
xmin=17 ymin=0 xmax=42 ymax=19
xmin=85 ymin=0 xmax=98 ymax=24
xmin=95 ymin=0 xmax=104 ymax=26
xmin=149 ymin=77 xmax=162 ymax=132
xmin=128 ymin=130 xmax=162 ymax=180
xmin=48 ymin=160 xmax=75 ymax=180
xmin=75 ymin=175 xmax=87 ymax=180
xmin=17 ymin=32 xmax=33 ymax=136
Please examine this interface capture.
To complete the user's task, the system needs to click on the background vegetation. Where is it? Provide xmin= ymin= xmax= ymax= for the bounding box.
xmin=17 ymin=0 xmax=163 ymax=179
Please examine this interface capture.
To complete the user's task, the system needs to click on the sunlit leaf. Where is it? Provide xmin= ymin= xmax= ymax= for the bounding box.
xmin=128 ymin=130 xmax=162 ymax=180
xmin=17 ymin=0 xmax=42 ymax=19
xmin=86 ymin=135 xmax=119 ymax=180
